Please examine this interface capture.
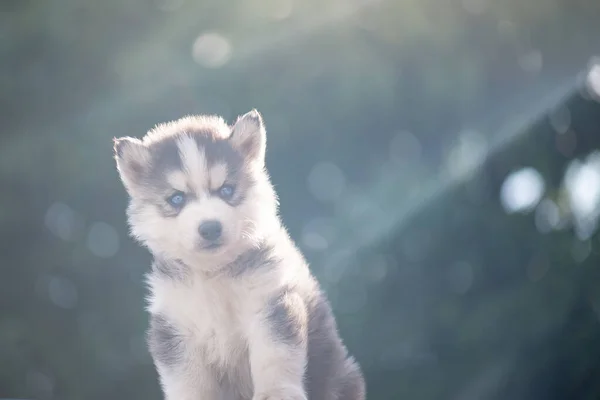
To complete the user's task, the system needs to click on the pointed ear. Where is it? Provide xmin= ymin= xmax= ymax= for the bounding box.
xmin=230 ymin=109 xmax=266 ymax=166
xmin=113 ymin=136 xmax=150 ymax=193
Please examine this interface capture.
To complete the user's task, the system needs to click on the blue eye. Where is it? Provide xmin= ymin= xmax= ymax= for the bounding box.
xmin=218 ymin=184 xmax=235 ymax=200
xmin=167 ymin=192 xmax=186 ymax=207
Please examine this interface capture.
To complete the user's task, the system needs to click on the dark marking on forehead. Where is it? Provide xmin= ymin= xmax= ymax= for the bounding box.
xmin=193 ymin=135 xmax=244 ymax=173
xmin=148 ymin=139 xmax=182 ymax=175
xmin=144 ymin=132 xmax=245 ymax=183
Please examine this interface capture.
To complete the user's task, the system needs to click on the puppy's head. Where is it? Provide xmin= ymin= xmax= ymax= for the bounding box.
xmin=114 ymin=110 xmax=278 ymax=271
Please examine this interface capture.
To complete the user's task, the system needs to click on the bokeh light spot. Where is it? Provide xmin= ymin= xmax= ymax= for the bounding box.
xmin=192 ymin=33 xmax=232 ymax=68
xmin=364 ymin=254 xmax=388 ymax=283
xmin=335 ymin=187 xmax=372 ymax=221
xmin=302 ymin=217 xmax=336 ymax=251
xmin=585 ymin=61 xmax=600 ymax=100
xmin=564 ymin=156 xmax=600 ymax=220
xmin=446 ymin=130 xmax=488 ymax=180
xmin=48 ymin=276 xmax=78 ymax=310
xmin=563 ymin=153 xmax=600 ymax=239
xmin=307 ymin=162 xmax=346 ymax=203
xmin=44 ymin=202 xmax=82 ymax=242
xmin=86 ymin=222 xmax=119 ymax=258
xmin=500 ymin=167 xmax=545 ymax=214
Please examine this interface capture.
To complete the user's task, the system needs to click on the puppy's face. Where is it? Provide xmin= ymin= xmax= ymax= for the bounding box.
xmin=114 ymin=110 xmax=278 ymax=270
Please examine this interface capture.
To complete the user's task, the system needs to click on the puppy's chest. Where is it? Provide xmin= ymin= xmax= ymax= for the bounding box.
xmin=156 ymin=280 xmax=256 ymax=366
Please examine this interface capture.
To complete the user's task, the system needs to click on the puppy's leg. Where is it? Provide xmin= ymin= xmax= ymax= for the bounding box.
xmin=157 ymin=364 xmax=221 ymax=400
xmin=148 ymin=315 xmax=220 ymax=400
xmin=249 ymin=291 xmax=308 ymax=400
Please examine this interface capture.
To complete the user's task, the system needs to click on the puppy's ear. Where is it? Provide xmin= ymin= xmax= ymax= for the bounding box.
xmin=230 ymin=109 xmax=266 ymax=166
xmin=113 ymin=137 xmax=150 ymax=193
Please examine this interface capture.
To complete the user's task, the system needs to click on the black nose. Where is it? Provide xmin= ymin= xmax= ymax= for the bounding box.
xmin=198 ymin=220 xmax=222 ymax=241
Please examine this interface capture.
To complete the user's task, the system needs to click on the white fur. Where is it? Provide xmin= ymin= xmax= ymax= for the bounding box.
xmin=177 ymin=135 xmax=208 ymax=191
xmin=147 ymin=241 xmax=309 ymax=400
xmin=209 ymin=163 xmax=228 ymax=191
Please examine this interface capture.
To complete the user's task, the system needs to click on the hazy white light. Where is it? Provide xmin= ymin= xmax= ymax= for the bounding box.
xmin=192 ymin=33 xmax=232 ymax=68
xmin=585 ymin=62 xmax=600 ymax=100
xmin=446 ymin=130 xmax=488 ymax=180
xmin=335 ymin=188 xmax=371 ymax=220
xmin=389 ymin=130 xmax=422 ymax=167
xmin=518 ymin=50 xmax=543 ymax=74
xmin=307 ymin=162 xmax=346 ymax=203
xmin=44 ymin=202 xmax=81 ymax=241
xmin=564 ymin=153 xmax=600 ymax=239
xmin=48 ymin=276 xmax=78 ymax=309
xmin=302 ymin=218 xmax=336 ymax=251
xmin=86 ymin=222 xmax=119 ymax=258
xmin=500 ymin=168 xmax=545 ymax=214
xmin=564 ymin=156 xmax=600 ymax=217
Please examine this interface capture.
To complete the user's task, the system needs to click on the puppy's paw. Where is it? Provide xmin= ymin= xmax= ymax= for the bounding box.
xmin=253 ymin=387 xmax=307 ymax=400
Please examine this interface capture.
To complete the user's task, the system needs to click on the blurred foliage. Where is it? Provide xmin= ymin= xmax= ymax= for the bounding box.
xmin=2 ymin=0 xmax=600 ymax=399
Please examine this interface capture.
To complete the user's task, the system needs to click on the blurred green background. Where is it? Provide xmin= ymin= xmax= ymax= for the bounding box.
xmin=2 ymin=0 xmax=600 ymax=399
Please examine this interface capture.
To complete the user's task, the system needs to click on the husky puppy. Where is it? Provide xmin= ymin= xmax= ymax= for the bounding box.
xmin=113 ymin=110 xmax=365 ymax=400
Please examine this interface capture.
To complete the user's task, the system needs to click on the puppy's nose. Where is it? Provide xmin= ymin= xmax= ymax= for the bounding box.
xmin=198 ymin=220 xmax=223 ymax=241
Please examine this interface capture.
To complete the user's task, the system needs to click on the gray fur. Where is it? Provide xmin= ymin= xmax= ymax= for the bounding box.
xmin=153 ymin=258 xmax=190 ymax=281
xmin=265 ymin=290 xmax=306 ymax=347
xmin=225 ymin=243 xmax=280 ymax=277
xmin=147 ymin=314 xmax=184 ymax=369
xmin=302 ymin=290 xmax=365 ymax=400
